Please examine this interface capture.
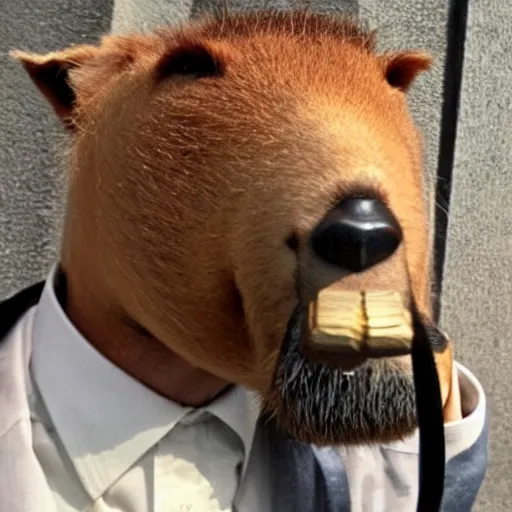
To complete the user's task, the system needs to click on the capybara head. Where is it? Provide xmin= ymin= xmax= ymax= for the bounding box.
xmin=14 ymin=10 xmax=452 ymax=445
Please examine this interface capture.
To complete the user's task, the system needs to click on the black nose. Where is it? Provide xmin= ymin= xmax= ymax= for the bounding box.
xmin=310 ymin=198 xmax=403 ymax=272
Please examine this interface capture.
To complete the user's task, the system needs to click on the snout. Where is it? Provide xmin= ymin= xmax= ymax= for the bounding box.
xmin=295 ymin=196 xmax=411 ymax=370
xmin=298 ymin=196 xmax=409 ymax=303
xmin=310 ymin=197 xmax=403 ymax=273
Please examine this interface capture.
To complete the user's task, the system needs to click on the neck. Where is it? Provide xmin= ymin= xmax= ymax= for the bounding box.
xmin=58 ymin=262 xmax=230 ymax=407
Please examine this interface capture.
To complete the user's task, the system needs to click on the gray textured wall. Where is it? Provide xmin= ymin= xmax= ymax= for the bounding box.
xmin=439 ymin=2 xmax=512 ymax=510
xmin=0 ymin=0 xmax=507 ymax=510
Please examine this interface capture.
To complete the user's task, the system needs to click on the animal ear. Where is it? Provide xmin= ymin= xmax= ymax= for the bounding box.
xmin=380 ymin=51 xmax=432 ymax=92
xmin=11 ymin=43 xmax=134 ymax=130
xmin=10 ymin=46 xmax=101 ymax=129
xmin=155 ymin=41 xmax=226 ymax=81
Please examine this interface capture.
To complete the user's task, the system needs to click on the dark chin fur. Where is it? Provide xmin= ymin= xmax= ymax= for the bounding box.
xmin=263 ymin=306 xmax=417 ymax=446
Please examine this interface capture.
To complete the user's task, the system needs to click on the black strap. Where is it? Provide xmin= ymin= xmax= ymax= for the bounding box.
xmin=0 ymin=281 xmax=45 ymax=340
xmin=411 ymin=298 xmax=446 ymax=512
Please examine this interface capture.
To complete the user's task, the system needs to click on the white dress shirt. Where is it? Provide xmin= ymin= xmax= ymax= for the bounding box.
xmin=0 ymin=267 xmax=487 ymax=512
xmin=26 ymin=271 xmax=262 ymax=512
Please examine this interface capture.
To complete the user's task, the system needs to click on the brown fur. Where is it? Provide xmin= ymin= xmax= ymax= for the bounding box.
xmin=13 ymin=10 xmax=453 ymax=443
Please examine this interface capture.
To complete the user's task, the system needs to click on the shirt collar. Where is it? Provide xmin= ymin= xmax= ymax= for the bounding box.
xmin=30 ymin=265 xmax=260 ymax=500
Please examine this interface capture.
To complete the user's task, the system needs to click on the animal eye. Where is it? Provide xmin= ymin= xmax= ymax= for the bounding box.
xmin=156 ymin=42 xmax=224 ymax=80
